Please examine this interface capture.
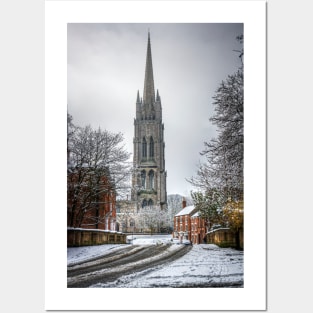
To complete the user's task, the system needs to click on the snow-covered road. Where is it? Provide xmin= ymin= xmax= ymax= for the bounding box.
xmin=67 ymin=235 xmax=244 ymax=288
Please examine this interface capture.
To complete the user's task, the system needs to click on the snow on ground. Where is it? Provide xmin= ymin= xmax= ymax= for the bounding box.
xmin=67 ymin=235 xmax=243 ymax=288
xmin=91 ymin=243 xmax=243 ymax=288
xmin=67 ymin=235 xmax=172 ymax=266
xmin=67 ymin=244 xmax=126 ymax=266
xmin=67 ymin=243 xmax=186 ymax=287
xmin=67 ymin=235 xmax=172 ymax=265
xmin=127 ymin=234 xmax=173 ymax=245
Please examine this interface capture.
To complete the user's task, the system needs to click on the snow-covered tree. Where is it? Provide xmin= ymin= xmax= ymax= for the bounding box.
xmin=191 ymin=189 xmax=227 ymax=231
xmin=188 ymin=35 xmax=243 ymax=200
xmin=188 ymin=35 xmax=244 ymax=242
xmin=204 ymin=67 xmax=243 ymax=195
xmin=191 ymin=189 xmax=243 ymax=249
xmin=137 ymin=205 xmax=160 ymax=234
xmin=67 ymin=114 xmax=131 ymax=228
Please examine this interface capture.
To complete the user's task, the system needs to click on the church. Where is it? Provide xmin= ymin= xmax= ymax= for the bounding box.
xmin=117 ymin=32 xmax=168 ymax=233
xmin=131 ymin=32 xmax=167 ymax=210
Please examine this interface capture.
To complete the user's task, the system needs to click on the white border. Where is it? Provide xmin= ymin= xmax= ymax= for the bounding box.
xmin=45 ymin=0 xmax=266 ymax=310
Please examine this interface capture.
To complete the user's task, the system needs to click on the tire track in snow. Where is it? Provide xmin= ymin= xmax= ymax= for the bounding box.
xmin=67 ymin=244 xmax=191 ymax=288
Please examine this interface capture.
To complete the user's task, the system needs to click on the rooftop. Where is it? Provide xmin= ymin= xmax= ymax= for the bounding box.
xmin=174 ymin=205 xmax=196 ymax=217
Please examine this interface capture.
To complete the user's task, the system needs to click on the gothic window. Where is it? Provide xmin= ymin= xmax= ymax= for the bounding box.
xmin=142 ymin=137 xmax=147 ymax=158
xmin=142 ymin=199 xmax=148 ymax=208
xmin=149 ymin=136 xmax=154 ymax=158
xmin=148 ymin=199 xmax=153 ymax=207
xmin=148 ymin=170 xmax=154 ymax=189
xmin=141 ymin=170 xmax=146 ymax=189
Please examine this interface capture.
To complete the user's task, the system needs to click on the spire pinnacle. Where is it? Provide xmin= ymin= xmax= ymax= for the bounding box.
xmin=156 ymin=89 xmax=160 ymax=101
xmin=143 ymin=31 xmax=155 ymax=105
xmin=136 ymin=90 xmax=140 ymax=103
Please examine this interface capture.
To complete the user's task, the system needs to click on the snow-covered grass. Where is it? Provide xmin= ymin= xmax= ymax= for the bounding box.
xmin=67 ymin=235 xmax=244 ymax=288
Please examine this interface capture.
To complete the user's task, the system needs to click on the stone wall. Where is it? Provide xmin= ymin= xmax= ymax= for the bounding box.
xmin=206 ymin=228 xmax=244 ymax=250
xmin=67 ymin=228 xmax=127 ymax=247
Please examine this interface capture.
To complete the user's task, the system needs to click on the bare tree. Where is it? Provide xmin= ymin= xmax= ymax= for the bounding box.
xmin=67 ymin=114 xmax=131 ymax=228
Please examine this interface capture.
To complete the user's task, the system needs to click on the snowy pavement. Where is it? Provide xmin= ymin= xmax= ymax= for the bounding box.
xmin=67 ymin=235 xmax=244 ymax=288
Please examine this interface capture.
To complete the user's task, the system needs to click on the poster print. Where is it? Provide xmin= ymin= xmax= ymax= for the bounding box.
xmin=45 ymin=1 xmax=266 ymax=310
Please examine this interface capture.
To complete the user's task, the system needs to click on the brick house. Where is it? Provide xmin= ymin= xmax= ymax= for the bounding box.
xmin=173 ymin=205 xmax=195 ymax=242
xmin=173 ymin=198 xmax=207 ymax=244
xmin=67 ymin=167 xmax=117 ymax=231
xmin=190 ymin=211 xmax=207 ymax=244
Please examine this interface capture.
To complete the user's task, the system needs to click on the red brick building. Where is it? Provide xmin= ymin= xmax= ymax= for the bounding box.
xmin=190 ymin=211 xmax=207 ymax=244
xmin=67 ymin=167 xmax=117 ymax=231
xmin=173 ymin=198 xmax=197 ymax=242
xmin=173 ymin=198 xmax=207 ymax=244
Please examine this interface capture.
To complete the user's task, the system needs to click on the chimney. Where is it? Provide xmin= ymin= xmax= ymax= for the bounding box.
xmin=182 ymin=197 xmax=186 ymax=208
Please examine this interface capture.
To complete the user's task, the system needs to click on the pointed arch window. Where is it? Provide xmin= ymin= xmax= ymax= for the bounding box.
xmin=149 ymin=136 xmax=154 ymax=158
xmin=141 ymin=170 xmax=146 ymax=189
xmin=142 ymin=199 xmax=148 ymax=208
xmin=148 ymin=170 xmax=154 ymax=189
xmin=129 ymin=218 xmax=135 ymax=227
xmin=148 ymin=199 xmax=153 ymax=207
xmin=142 ymin=137 xmax=147 ymax=158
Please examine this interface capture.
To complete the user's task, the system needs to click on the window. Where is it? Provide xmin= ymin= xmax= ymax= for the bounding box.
xmin=148 ymin=170 xmax=154 ymax=189
xmin=149 ymin=136 xmax=154 ymax=158
xmin=142 ymin=199 xmax=148 ymax=208
xmin=141 ymin=170 xmax=146 ymax=189
xmin=148 ymin=199 xmax=153 ymax=207
xmin=142 ymin=137 xmax=147 ymax=158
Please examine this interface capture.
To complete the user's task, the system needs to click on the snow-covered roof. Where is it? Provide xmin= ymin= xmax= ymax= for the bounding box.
xmin=191 ymin=211 xmax=200 ymax=218
xmin=174 ymin=205 xmax=196 ymax=217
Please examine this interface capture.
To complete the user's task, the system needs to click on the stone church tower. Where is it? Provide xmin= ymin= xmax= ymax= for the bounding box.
xmin=132 ymin=32 xmax=167 ymax=210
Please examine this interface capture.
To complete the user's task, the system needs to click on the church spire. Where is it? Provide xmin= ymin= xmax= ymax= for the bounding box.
xmin=143 ymin=31 xmax=155 ymax=105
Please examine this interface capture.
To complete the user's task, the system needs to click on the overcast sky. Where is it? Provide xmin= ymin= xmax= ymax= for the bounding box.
xmin=67 ymin=23 xmax=243 ymax=197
